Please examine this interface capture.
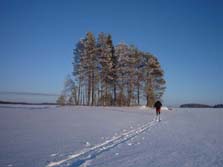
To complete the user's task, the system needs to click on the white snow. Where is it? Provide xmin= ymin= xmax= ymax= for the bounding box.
xmin=85 ymin=142 xmax=91 ymax=147
xmin=140 ymin=105 xmax=147 ymax=109
xmin=50 ymin=154 xmax=57 ymax=157
xmin=0 ymin=106 xmax=222 ymax=167
xmin=161 ymin=106 xmax=169 ymax=111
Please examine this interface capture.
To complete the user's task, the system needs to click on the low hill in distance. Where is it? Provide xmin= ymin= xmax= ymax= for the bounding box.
xmin=0 ymin=100 xmax=57 ymax=105
xmin=180 ymin=103 xmax=223 ymax=108
xmin=213 ymin=104 xmax=223 ymax=108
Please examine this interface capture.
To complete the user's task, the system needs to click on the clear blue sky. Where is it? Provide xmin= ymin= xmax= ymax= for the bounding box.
xmin=0 ymin=0 xmax=222 ymax=106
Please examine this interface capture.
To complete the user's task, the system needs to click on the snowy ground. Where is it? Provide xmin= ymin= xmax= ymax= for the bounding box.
xmin=0 ymin=106 xmax=222 ymax=167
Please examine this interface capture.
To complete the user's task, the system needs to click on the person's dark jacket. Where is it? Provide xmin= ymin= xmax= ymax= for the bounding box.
xmin=154 ymin=101 xmax=162 ymax=109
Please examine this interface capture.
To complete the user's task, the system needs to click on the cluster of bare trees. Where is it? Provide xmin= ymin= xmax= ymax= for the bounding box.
xmin=57 ymin=32 xmax=166 ymax=107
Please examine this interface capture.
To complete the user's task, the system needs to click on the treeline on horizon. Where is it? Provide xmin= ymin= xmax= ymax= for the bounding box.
xmin=180 ymin=104 xmax=223 ymax=108
xmin=57 ymin=32 xmax=166 ymax=107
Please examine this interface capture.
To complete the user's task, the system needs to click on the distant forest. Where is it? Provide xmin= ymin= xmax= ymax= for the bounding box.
xmin=57 ymin=32 xmax=166 ymax=107
xmin=180 ymin=104 xmax=223 ymax=108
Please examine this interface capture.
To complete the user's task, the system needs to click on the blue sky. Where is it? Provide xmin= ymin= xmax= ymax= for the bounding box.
xmin=0 ymin=0 xmax=222 ymax=106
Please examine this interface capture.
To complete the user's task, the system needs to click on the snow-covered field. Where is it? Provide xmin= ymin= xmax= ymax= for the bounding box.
xmin=0 ymin=105 xmax=222 ymax=167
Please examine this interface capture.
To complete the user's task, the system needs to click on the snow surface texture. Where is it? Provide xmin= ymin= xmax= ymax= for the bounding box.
xmin=0 ymin=106 xmax=222 ymax=167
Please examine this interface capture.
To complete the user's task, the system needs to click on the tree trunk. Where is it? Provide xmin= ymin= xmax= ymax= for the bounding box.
xmin=91 ymin=71 xmax=95 ymax=106
xmin=113 ymin=83 xmax=116 ymax=106
xmin=77 ymin=82 xmax=81 ymax=105
xmin=87 ymin=73 xmax=91 ymax=105
xmin=137 ymin=83 xmax=140 ymax=105
xmin=146 ymin=95 xmax=149 ymax=106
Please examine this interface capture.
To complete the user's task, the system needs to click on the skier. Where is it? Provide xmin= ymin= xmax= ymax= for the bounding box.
xmin=154 ymin=100 xmax=162 ymax=121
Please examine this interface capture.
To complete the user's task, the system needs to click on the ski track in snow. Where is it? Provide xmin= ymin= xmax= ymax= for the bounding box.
xmin=46 ymin=118 xmax=158 ymax=167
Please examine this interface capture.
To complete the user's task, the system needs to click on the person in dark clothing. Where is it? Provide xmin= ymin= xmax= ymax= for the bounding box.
xmin=154 ymin=101 xmax=162 ymax=121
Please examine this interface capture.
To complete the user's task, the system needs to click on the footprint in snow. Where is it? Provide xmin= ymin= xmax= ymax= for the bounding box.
xmin=50 ymin=153 xmax=57 ymax=157
xmin=85 ymin=141 xmax=91 ymax=147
